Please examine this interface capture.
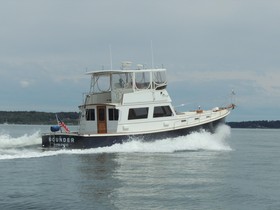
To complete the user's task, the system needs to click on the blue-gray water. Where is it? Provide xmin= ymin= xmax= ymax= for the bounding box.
xmin=0 ymin=124 xmax=279 ymax=210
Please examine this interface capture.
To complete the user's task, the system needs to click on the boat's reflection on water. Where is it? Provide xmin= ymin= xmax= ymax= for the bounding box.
xmin=77 ymin=153 xmax=121 ymax=208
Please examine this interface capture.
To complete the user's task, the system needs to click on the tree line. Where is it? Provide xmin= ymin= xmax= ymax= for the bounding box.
xmin=227 ymin=121 xmax=280 ymax=129
xmin=0 ymin=111 xmax=79 ymax=125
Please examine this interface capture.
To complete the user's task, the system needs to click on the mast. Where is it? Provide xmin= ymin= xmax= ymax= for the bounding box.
xmin=151 ymin=40 xmax=154 ymax=68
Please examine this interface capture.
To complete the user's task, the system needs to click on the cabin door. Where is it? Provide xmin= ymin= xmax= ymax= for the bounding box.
xmin=97 ymin=106 xmax=107 ymax=134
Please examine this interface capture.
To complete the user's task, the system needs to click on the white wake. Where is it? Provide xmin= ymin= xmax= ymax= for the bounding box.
xmin=0 ymin=131 xmax=41 ymax=149
xmin=0 ymin=125 xmax=231 ymax=160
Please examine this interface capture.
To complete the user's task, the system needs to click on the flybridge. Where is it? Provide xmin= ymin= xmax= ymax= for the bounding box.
xmin=87 ymin=67 xmax=168 ymax=94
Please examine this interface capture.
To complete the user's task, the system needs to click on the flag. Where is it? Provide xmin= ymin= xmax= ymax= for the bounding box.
xmin=56 ymin=114 xmax=70 ymax=133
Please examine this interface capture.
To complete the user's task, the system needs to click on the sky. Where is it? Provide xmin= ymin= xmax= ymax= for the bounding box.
xmin=1 ymin=0 xmax=280 ymax=121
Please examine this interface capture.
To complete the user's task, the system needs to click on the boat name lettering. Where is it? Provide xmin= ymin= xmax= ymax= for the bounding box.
xmin=52 ymin=143 xmax=69 ymax=147
xmin=48 ymin=136 xmax=75 ymax=143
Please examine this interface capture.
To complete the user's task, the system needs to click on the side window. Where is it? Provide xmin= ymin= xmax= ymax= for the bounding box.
xmin=128 ymin=107 xmax=149 ymax=120
xmin=109 ymin=108 xmax=119 ymax=121
xmin=153 ymin=106 xmax=173 ymax=118
xmin=86 ymin=109 xmax=95 ymax=121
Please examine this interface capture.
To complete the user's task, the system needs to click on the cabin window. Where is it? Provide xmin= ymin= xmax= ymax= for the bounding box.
xmin=86 ymin=109 xmax=95 ymax=121
xmin=109 ymin=108 xmax=119 ymax=121
xmin=153 ymin=106 xmax=173 ymax=118
xmin=128 ymin=107 xmax=149 ymax=120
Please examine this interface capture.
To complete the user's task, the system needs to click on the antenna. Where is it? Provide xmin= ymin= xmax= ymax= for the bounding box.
xmin=231 ymin=89 xmax=236 ymax=104
xmin=109 ymin=45 xmax=113 ymax=70
xmin=150 ymin=40 xmax=154 ymax=68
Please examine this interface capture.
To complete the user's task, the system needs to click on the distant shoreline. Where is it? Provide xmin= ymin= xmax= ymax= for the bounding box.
xmin=0 ymin=111 xmax=79 ymax=125
xmin=227 ymin=121 xmax=280 ymax=129
xmin=0 ymin=111 xmax=279 ymax=128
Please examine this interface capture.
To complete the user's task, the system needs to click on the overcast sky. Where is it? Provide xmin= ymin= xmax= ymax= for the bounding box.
xmin=1 ymin=0 xmax=280 ymax=121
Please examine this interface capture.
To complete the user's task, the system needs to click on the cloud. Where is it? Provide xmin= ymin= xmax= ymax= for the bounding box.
xmin=20 ymin=80 xmax=31 ymax=88
xmin=169 ymin=69 xmax=280 ymax=97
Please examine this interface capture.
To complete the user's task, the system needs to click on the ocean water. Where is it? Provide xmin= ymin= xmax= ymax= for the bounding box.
xmin=0 ymin=124 xmax=279 ymax=210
